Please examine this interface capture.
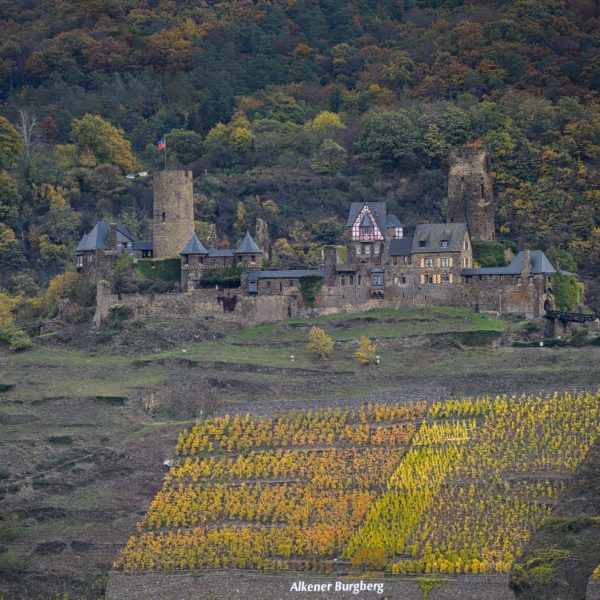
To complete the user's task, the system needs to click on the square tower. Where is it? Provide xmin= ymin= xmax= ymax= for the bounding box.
xmin=153 ymin=170 xmax=195 ymax=259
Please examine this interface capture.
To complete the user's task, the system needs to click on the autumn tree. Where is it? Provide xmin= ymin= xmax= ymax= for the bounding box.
xmin=70 ymin=114 xmax=136 ymax=172
xmin=354 ymin=337 xmax=377 ymax=365
xmin=0 ymin=116 xmax=23 ymax=170
xmin=306 ymin=326 xmax=334 ymax=360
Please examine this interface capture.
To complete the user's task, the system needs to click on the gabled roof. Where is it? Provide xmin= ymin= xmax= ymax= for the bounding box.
xmin=76 ymin=221 xmax=134 ymax=253
xmin=461 ymin=250 xmax=560 ymax=276
xmin=235 ymin=231 xmax=261 ymax=254
xmin=346 ymin=202 xmax=387 ymax=232
xmin=180 ymin=234 xmax=208 ymax=255
xmin=411 ymin=223 xmax=468 ymax=253
xmin=389 ymin=237 xmax=413 ymax=256
xmin=360 ymin=212 xmax=374 ymax=227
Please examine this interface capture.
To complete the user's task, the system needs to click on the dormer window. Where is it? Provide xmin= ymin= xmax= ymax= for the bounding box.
xmin=395 ymin=227 xmax=403 ymax=238
xmin=419 ymin=240 xmax=426 ymax=248
xmin=441 ymin=240 xmax=448 ymax=248
xmin=362 ymin=225 xmax=373 ymax=236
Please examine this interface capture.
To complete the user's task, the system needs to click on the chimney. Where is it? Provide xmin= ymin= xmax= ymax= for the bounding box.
xmin=323 ymin=246 xmax=337 ymax=286
xmin=520 ymin=249 xmax=531 ymax=279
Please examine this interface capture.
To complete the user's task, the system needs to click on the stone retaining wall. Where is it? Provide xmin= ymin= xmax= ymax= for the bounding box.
xmin=106 ymin=572 xmax=515 ymax=600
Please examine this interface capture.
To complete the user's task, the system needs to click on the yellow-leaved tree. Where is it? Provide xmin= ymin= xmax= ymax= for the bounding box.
xmin=306 ymin=326 xmax=334 ymax=360
xmin=354 ymin=336 xmax=377 ymax=365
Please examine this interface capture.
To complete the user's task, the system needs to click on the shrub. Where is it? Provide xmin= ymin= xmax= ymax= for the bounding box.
xmin=0 ymin=550 xmax=25 ymax=580
xmin=8 ymin=330 xmax=32 ymax=352
xmin=551 ymin=273 xmax=583 ymax=311
xmin=306 ymin=326 xmax=334 ymax=360
xmin=351 ymin=545 xmax=387 ymax=570
xmin=107 ymin=304 xmax=133 ymax=329
xmin=133 ymin=258 xmax=181 ymax=282
xmin=299 ymin=275 xmax=323 ymax=307
xmin=0 ymin=512 xmax=21 ymax=540
xmin=355 ymin=337 xmax=377 ymax=365
xmin=569 ymin=327 xmax=588 ymax=347
xmin=472 ymin=241 xmax=507 ymax=268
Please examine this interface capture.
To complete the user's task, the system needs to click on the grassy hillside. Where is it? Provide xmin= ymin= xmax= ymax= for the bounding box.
xmin=1 ymin=307 xmax=600 ymax=597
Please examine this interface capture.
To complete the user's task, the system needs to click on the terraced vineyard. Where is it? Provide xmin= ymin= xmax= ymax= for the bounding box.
xmin=113 ymin=391 xmax=599 ymax=576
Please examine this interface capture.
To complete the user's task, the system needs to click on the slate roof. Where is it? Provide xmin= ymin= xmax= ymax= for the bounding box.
xmin=207 ymin=249 xmax=235 ymax=257
xmin=346 ymin=202 xmax=387 ymax=232
xmin=76 ymin=222 xmax=134 ymax=253
xmin=247 ymin=269 xmax=324 ymax=281
xmin=461 ymin=250 xmax=560 ymax=276
xmin=389 ymin=237 xmax=413 ymax=256
xmin=235 ymin=231 xmax=261 ymax=254
xmin=411 ymin=223 xmax=468 ymax=253
xmin=180 ymin=234 xmax=208 ymax=255
xmin=132 ymin=241 xmax=153 ymax=251
xmin=386 ymin=214 xmax=402 ymax=228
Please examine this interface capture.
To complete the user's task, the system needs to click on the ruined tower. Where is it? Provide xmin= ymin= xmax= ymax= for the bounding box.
xmin=447 ymin=145 xmax=495 ymax=241
xmin=153 ymin=170 xmax=195 ymax=258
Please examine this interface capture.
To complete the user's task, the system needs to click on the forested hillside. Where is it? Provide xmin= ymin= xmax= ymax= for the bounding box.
xmin=0 ymin=0 xmax=599 ymax=316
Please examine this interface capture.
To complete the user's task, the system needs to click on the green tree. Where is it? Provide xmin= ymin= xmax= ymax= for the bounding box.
xmin=0 ymin=171 xmax=22 ymax=222
xmin=355 ymin=110 xmax=419 ymax=170
xmin=306 ymin=326 xmax=334 ymax=360
xmin=167 ymin=129 xmax=204 ymax=164
xmin=70 ymin=114 xmax=136 ymax=172
xmin=310 ymin=139 xmax=347 ymax=174
xmin=0 ymin=116 xmax=23 ymax=170
xmin=354 ymin=336 xmax=377 ymax=365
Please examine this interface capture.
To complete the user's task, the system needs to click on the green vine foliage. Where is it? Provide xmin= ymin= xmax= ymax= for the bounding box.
xmin=299 ymin=275 xmax=323 ymax=307
xmin=551 ymin=273 xmax=583 ymax=311
xmin=199 ymin=266 xmax=244 ymax=288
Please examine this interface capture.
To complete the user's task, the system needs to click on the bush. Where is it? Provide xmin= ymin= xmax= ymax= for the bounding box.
xmin=552 ymin=273 xmax=583 ymax=311
xmin=8 ymin=330 xmax=32 ymax=352
xmin=107 ymin=304 xmax=133 ymax=329
xmin=133 ymin=258 xmax=181 ymax=282
xmin=0 ymin=512 xmax=21 ymax=540
xmin=300 ymin=275 xmax=323 ymax=307
xmin=510 ymin=547 xmax=569 ymax=591
xmin=351 ymin=545 xmax=387 ymax=570
xmin=0 ymin=550 xmax=25 ymax=580
xmin=199 ymin=266 xmax=243 ymax=288
xmin=472 ymin=241 xmax=507 ymax=268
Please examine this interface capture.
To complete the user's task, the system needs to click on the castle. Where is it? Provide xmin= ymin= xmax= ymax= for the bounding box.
xmin=77 ymin=145 xmax=559 ymax=325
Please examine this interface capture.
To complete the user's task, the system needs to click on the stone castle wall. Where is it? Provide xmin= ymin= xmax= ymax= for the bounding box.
xmin=447 ymin=146 xmax=495 ymax=241
xmin=106 ymin=572 xmax=515 ymax=600
xmin=93 ymin=283 xmax=293 ymax=328
xmin=153 ymin=170 xmax=195 ymax=259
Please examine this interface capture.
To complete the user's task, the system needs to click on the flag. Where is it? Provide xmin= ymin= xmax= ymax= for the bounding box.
xmin=157 ymin=137 xmax=166 ymax=150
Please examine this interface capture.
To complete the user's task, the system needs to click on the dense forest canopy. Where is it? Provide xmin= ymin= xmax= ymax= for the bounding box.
xmin=0 ymin=0 xmax=599 ymax=319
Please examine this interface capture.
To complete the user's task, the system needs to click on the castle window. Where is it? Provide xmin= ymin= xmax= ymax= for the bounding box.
xmin=356 ymin=245 xmax=361 ymax=255
xmin=464 ymin=240 xmax=469 ymax=250
xmin=76 ymin=255 xmax=83 ymax=267
xmin=480 ymin=184 xmax=485 ymax=199
xmin=87 ymin=254 xmax=93 ymax=263
xmin=371 ymin=273 xmax=384 ymax=287
xmin=184 ymin=255 xmax=189 ymax=264
xmin=364 ymin=245 xmax=370 ymax=255
xmin=441 ymin=240 xmax=448 ymax=248
xmin=279 ymin=282 xmax=283 ymax=292
xmin=395 ymin=227 xmax=403 ymax=238
xmin=392 ymin=256 xmax=398 ymax=265
xmin=161 ymin=212 xmax=166 ymax=222
xmin=358 ymin=275 xmax=362 ymax=285
xmin=419 ymin=240 xmax=426 ymax=248
xmin=350 ymin=275 xmax=354 ymax=285
xmin=289 ymin=280 xmax=294 ymax=286
xmin=362 ymin=225 xmax=373 ymax=236
xmin=251 ymin=255 xmax=256 ymax=262
xmin=374 ymin=244 xmax=380 ymax=254
xmin=425 ymin=257 xmax=434 ymax=268
xmin=401 ymin=275 xmax=407 ymax=284
xmin=426 ymin=274 xmax=434 ymax=284
xmin=341 ymin=276 xmax=346 ymax=286
xmin=441 ymin=273 xmax=452 ymax=283
xmin=393 ymin=275 xmax=399 ymax=285
xmin=441 ymin=257 xmax=449 ymax=268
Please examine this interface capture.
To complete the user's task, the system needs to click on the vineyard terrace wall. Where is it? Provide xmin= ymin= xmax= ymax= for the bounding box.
xmin=105 ymin=572 xmax=516 ymax=600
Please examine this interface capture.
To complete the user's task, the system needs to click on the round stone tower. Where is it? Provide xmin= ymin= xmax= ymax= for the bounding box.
xmin=153 ymin=170 xmax=195 ymax=258
xmin=447 ymin=146 xmax=495 ymax=241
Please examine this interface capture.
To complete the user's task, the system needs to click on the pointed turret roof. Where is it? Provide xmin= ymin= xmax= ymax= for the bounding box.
xmin=180 ymin=234 xmax=208 ymax=255
xmin=235 ymin=231 xmax=261 ymax=254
